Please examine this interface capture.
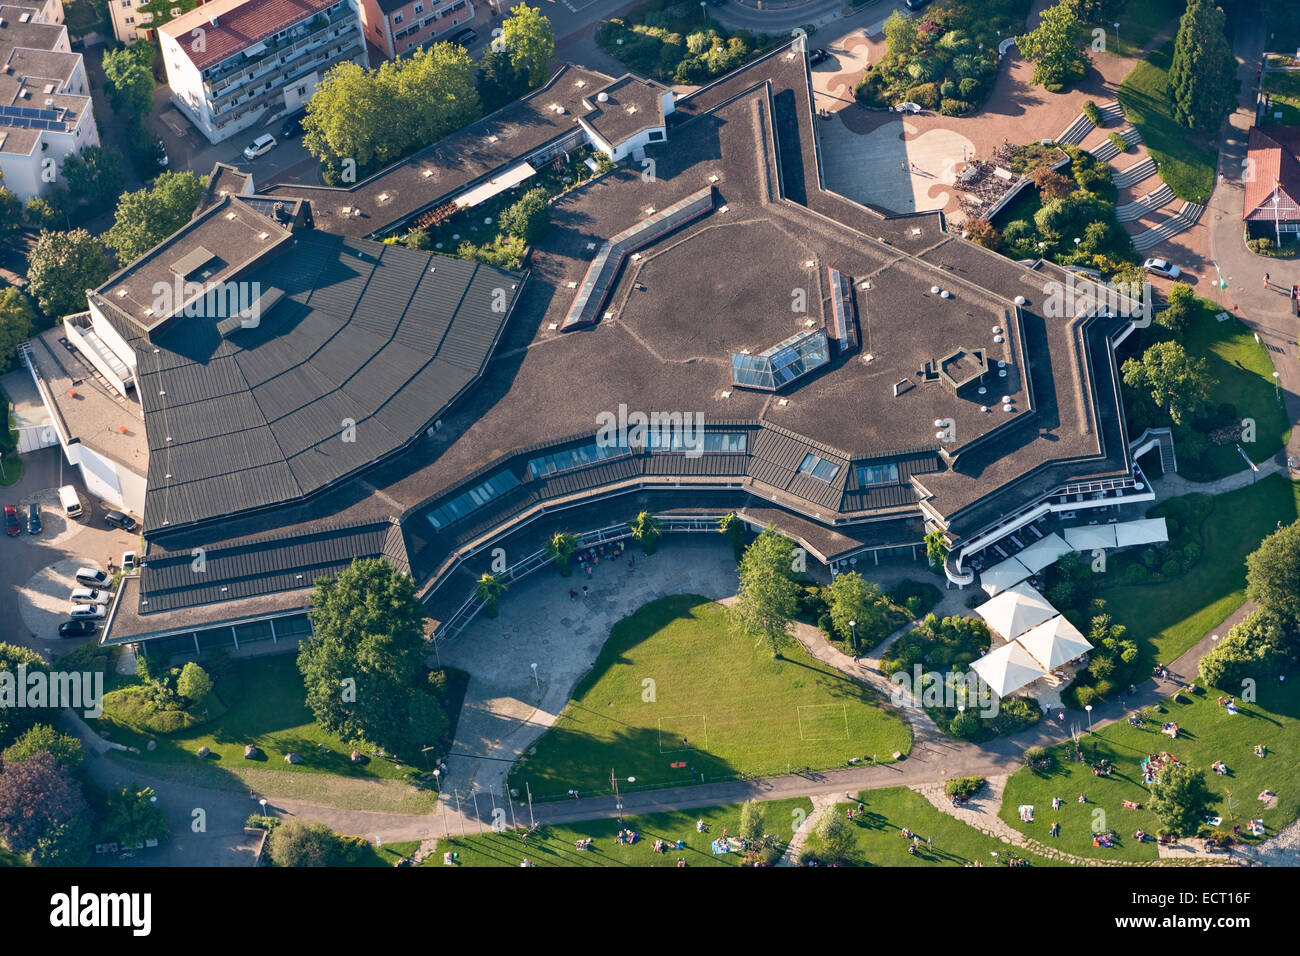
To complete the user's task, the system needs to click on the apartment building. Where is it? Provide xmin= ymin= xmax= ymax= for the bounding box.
xmin=0 ymin=1 xmax=100 ymax=200
xmin=159 ymin=0 xmax=367 ymax=144
xmin=356 ymin=0 xmax=473 ymax=60
xmin=108 ymin=0 xmax=205 ymax=47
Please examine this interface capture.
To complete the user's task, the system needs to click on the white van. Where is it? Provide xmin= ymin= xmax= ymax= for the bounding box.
xmin=243 ymin=133 xmax=276 ymax=160
xmin=59 ymin=485 xmax=82 ymax=519
xmin=68 ymin=604 xmax=106 ymax=620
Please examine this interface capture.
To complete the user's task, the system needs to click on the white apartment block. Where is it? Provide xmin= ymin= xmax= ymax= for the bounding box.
xmin=0 ymin=0 xmax=100 ymax=201
xmin=159 ymin=0 xmax=367 ymax=144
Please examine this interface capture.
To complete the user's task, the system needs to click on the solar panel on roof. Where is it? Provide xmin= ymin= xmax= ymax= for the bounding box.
xmin=0 ymin=104 xmax=63 ymax=122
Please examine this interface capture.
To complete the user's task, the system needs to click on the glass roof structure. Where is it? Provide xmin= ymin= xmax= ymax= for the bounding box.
xmin=730 ymin=328 xmax=830 ymax=391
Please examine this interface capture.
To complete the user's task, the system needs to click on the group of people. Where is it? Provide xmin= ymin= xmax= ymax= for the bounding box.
xmin=1090 ymin=758 xmax=1113 ymax=777
xmin=1216 ymin=695 xmax=1239 ymax=715
xmin=574 ymin=838 xmax=593 ymax=851
xmin=615 ymin=829 xmax=639 ymax=844
xmin=1211 ymin=760 xmax=1229 ymax=776
xmin=1161 ymin=722 xmax=1180 ymax=739
xmin=1141 ymin=752 xmax=1178 ymax=785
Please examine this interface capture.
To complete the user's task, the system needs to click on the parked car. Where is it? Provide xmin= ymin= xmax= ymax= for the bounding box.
xmin=155 ymin=139 xmax=169 ymax=168
xmin=68 ymin=604 xmax=106 ymax=620
xmin=25 ymin=502 xmax=40 ymax=535
xmin=280 ymin=110 xmax=306 ymax=138
xmin=808 ymin=48 xmax=829 ymax=66
xmin=75 ymin=567 xmax=111 ymax=588
xmin=58 ymin=619 xmax=98 ymax=638
xmin=452 ymin=28 xmax=477 ymax=47
xmin=122 ymin=550 xmax=137 ymax=572
xmin=103 ymin=510 xmax=137 ymax=532
xmin=3 ymin=505 xmax=18 ymax=536
xmin=70 ymin=588 xmax=111 ymax=605
xmin=1142 ymin=257 xmax=1181 ymax=279
xmin=904 ymin=0 xmax=932 ymax=9
xmin=894 ymin=101 xmax=923 ymax=114
xmin=243 ymin=133 xmax=277 ymax=160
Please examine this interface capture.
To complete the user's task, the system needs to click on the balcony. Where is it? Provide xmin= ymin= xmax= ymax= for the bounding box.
xmin=204 ymin=9 xmax=356 ymax=94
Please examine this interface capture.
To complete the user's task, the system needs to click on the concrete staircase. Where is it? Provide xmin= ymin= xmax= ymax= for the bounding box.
xmin=1131 ymin=201 xmax=1206 ymax=252
xmin=1116 ymin=183 xmax=1175 ymax=221
xmin=1089 ymin=126 xmax=1143 ymax=162
xmin=1054 ymin=100 xmax=1123 ymax=146
xmin=1113 ymin=156 xmax=1157 ymax=189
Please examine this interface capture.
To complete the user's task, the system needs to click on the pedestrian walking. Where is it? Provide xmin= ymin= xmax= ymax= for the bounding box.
xmin=1265 ymin=272 xmax=1271 ymax=289
xmin=581 ymin=585 xmax=589 ymax=598
xmin=569 ymin=588 xmax=577 ymax=600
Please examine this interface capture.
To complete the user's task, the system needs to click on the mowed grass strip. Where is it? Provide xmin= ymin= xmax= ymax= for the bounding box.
xmin=434 ymin=797 xmax=813 ymax=868
xmin=801 ymin=787 xmax=1059 ymax=867
xmin=1002 ymin=679 xmax=1300 ymax=861
xmin=510 ymin=595 xmax=912 ymax=797
xmin=1097 ymin=476 xmax=1300 ymax=670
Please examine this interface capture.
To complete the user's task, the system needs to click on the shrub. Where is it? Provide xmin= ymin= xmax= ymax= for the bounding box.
xmin=1107 ymin=131 xmax=1130 ymax=153
xmin=1082 ymin=100 xmax=1102 ymax=125
xmin=1074 ymin=684 xmax=1098 ymax=707
xmin=1003 ymin=219 xmax=1034 ymax=243
xmin=1124 ymin=563 xmax=1148 ymax=583
xmin=904 ymin=82 xmax=940 ymax=109
xmin=939 ymin=98 xmax=971 ymax=115
xmin=964 ymin=217 xmax=1001 ymax=250
xmin=944 ymin=776 xmax=985 ymax=799
xmin=1161 ymin=559 xmax=1182 ymax=577
xmin=1183 ymin=541 xmax=1201 ymax=563
xmin=940 ymin=79 xmax=958 ymax=98
xmin=958 ymin=76 xmax=978 ymax=98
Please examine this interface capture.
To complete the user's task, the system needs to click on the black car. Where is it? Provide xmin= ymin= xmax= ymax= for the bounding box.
xmin=58 ymin=619 xmax=97 ymax=638
xmin=452 ymin=28 xmax=477 ymax=47
xmin=280 ymin=110 xmax=306 ymax=138
xmin=809 ymin=48 xmax=829 ymax=66
xmin=25 ymin=503 xmax=40 ymax=535
xmin=904 ymin=0 xmax=931 ymax=8
xmin=103 ymin=510 xmax=137 ymax=532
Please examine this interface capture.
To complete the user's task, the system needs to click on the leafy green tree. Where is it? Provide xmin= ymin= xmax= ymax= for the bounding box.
xmin=1068 ymin=0 xmax=1127 ymax=24
xmin=0 ymin=751 xmax=90 ymax=864
xmin=826 ymin=571 xmax=885 ymax=651
xmin=60 ymin=145 xmax=127 ymax=216
xmin=475 ymin=572 xmax=506 ymax=618
xmin=738 ymin=799 xmax=765 ymax=844
xmin=23 ymin=194 xmax=64 ymax=230
xmin=0 ymin=644 xmax=57 ymax=749
xmin=1246 ymin=522 xmax=1300 ymax=629
xmin=949 ymin=709 xmax=980 ymax=740
xmin=104 ymin=171 xmax=205 ymax=264
xmin=266 ymin=819 xmax=345 ymax=866
xmin=718 ymin=512 xmax=746 ymax=560
xmin=477 ymin=47 xmax=529 ymax=113
xmin=499 ymin=187 xmax=551 ymax=244
xmin=1158 ymin=282 xmax=1196 ymax=333
xmin=1016 ymin=0 xmax=1090 ymax=91
xmin=1169 ymin=0 xmax=1237 ymax=132
xmin=1 ymin=724 xmax=84 ymax=770
xmin=546 ymin=531 xmax=578 ymax=576
xmin=0 ymin=187 xmax=19 ymax=234
xmin=176 ymin=662 xmax=213 ymax=704
xmin=0 ymin=288 xmax=36 ymax=374
xmin=1121 ymin=341 xmax=1213 ymax=426
xmin=100 ymin=784 xmax=167 ymax=848
xmin=1198 ymin=608 xmax=1286 ymax=689
xmin=1150 ymin=763 xmax=1214 ymax=836
xmin=731 ymin=525 xmax=800 ymax=658
xmin=392 ymin=45 xmax=482 ymax=151
xmin=924 ymin=529 xmax=949 ymax=573
xmin=500 ymin=4 xmax=556 ymax=85
xmin=298 ymin=557 xmax=433 ymax=756
xmin=814 ymin=810 xmax=854 ymax=862
xmin=630 ymin=511 xmax=662 ymax=555
xmin=102 ymin=46 xmax=154 ymax=120
xmin=883 ymin=10 xmax=919 ymax=58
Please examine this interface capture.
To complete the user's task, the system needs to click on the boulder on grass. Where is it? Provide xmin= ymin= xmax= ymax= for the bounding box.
xmin=284 ymin=752 xmax=303 ymax=765
xmin=197 ymin=746 xmax=211 ymax=758
xmin=244 ymin=745 xmax=264 ymax=760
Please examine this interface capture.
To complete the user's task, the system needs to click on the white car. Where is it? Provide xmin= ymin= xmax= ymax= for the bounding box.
xmin=74 ymin=567 xmax=110 ymax=588
xmin=68 ymin=604 xmax=106 ymax=620
xmin=243 ymin=133 xmax=277 ymax=161
xmin=1142 ymin=257 xmax=1181 ymax=279
xmin=122 ymin=550 xmax=137 ymax=572
xmin=894 ymin=101 xmax=923 ymax=114
xmin=70 ymin=588 xmax=111 ymax=605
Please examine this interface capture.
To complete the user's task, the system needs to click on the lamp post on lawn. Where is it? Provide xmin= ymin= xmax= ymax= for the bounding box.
xmin=259 ymin=797 xmax=267 ymax=817
xmin=1113 ymin=22 xmax=1120 ymax=54
xmin=849 ymin=619 xmax=857 ymax=656
xmin=1085 ymin=703 xmax=1093 ymax=734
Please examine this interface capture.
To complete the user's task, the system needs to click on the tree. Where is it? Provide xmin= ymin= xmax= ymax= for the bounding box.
xmin=0 ymin=751 xmax=90 ymax=864
xmin=1029 ymin=165 xmax=1075 ymax=201
xmin=1246 ymin=521 xmax=1300 ymax=629
xmin=0 ymin=288 xmax=36 ymax=374
xmin=630 ymin=511 xmax=662 ymax=555
xmin=1169 ymin=0 xmax=1237 ymax=132
xmin=814 ymin=810 xmax=854 ymax=862
xmin=23 ymin=194 xmax=64 ymax=230
xmin=176 ymin=662 xmax=213 ymax=704
xmin=731 ymin=525 xmax=800 ymax=658
xmin=500 ymin=4 xmax=555 ymax=86
xmin=499 ymin=187 xmax=551 ymax=244
xmin=1150 ymin=763 xmax=1214 ymax=836
xmin=0 ymin=644 xmax=57 ymax=750
xmin=298 ymin=557 xmax=432 ymax=756
xmin=100 ymin=784 xmax=167 ymax=848
xmin=718 ymin=512 xmax=746 ymax=560
xmin=475 ymin=572 xmax=506 ymax=618
xmin=1016 ymin=0 xmax=1090 ymax=92
xmin=1068 ymin=0 xmax=1127 ymax=23
xmin=266 ymin=819 xmax=345 ymax=866
xmin=0 ymin=187 xmax=19 ymax=234
xmin=546 ymin=531 xmax=578 ymax=575
xmin=1198 ymin=608 xmax=1286 ymax=689
xmin=104 ymin=171 xmax=206 ymax=264
xmin=1158 ymin=282 xmax=1196 ymax=333
xmin=1121 ymin=341 xmax=1213 ymax=426
xmin=826 ymin=571 xmax=885 ymax=651
xmin=392 ymin=45 xmax=482 ymax=151
xmin=61 ymin=146 xmax=127 ymax=216
xmin=476 ymin=47 xmax=529 ymax=113
xmin=26 ymin=228 xmax=112 ymax=318
xmin=964 ymin=217 xmax=1001 ymax=250
xmin=1 ymin=724 xmax=83 ymax=770
xmin=739 ymin=799 xmax=765 ymax=844
xmin=102 ymin=44 xmax=154 ymax=120
xmin=882 ymin=10 xmax=919 ymax=58
xmin=924 ymin=529 xmax=949 ymax=574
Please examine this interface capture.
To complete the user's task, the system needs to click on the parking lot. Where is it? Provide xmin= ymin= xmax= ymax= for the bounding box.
xmin=1 ymin=447 xmax=138 ymax=658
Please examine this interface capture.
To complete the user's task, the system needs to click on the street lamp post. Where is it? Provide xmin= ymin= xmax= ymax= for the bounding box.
xmin=849 ymin=619 xmax=857 ymax=656
xmin=1113 ymin=22 xmax=1120 ymax=53
xmin=1085 ymin=703 xmax=1093 ymax=734
xmin=259 ymin=797 xmax=267 ymax=817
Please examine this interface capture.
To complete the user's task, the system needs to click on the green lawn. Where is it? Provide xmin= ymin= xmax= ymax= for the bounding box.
xmin=344 ymin=839 xmax=429 ymax=867
xmin=802 ymin=787 xmax=1059 ymax=866
xmin=434 ymin=797 xmax=812 ymax=867
xmin=100 ymin=655 xmax=442 ymax=784
xmin=1117 ymin=40 xmax=1218 ymax=203
xmin=509 ymin=595 xmax=912 ymax=798
xmin=1002 ymin=680 xmax=1300 ymax=860
xmin=1186 ymin=308 xmax=1291 ymax=479
xmin=1087 ymin=0 xmax=1184 ymax=59
xmin=1262 ymin=70 xmax=1300 ymax=126
xmin=1097 ymin=476 xmax=1300 ymax=671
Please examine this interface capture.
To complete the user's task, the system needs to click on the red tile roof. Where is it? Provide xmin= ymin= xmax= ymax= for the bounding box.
xmin=162 ymin=0 xmax=341 ymax=72
xmin=1244 ymin=127 xmax=1300 ymax=221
